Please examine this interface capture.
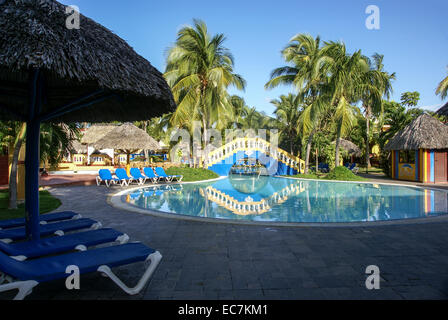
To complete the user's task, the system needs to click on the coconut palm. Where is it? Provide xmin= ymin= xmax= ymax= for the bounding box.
xmin=360 ymin=53 xmax=395 ymax=172
xmin=436 ymin=66 xmax=448 ymax=100
xmin=265 ymin=34 xmax=331 ymax=173
xmin=271 ymin=93 xmax=302 ymax=154
xmin=323 ymin=42 xmax=369 ymax=168
xmin=40 ymin=123 xmax=80 ymax=172
xmin=164 ymin=19 xmax=246 ymax=166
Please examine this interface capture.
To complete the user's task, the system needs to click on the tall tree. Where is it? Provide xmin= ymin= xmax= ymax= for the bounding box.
xmin=164 ymin=19 xmax=246 ymax=167
xmin=265 ymin=34 xmax=330 ymax=173
xmin=400 ymin=91 xmax=420 ymax=108
xmin=323 ymin=42 xmax=368 ymax=168
xmin=360 ymin=53 xmax=395 ymax=172
xmin=271 ymin=93 xmax=302 ymax=154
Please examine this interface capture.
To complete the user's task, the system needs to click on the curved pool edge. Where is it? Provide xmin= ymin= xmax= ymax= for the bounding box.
xmin=275 ymin=175 xmax=448 ymax=193
xmin=108 ymin=185 xmax=448 ymax=228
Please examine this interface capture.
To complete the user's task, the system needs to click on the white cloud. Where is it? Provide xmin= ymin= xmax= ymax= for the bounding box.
xmin=418 ymin=104 xmax=443 ymax=112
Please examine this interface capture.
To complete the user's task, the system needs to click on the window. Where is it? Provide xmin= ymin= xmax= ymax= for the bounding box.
xmin=399 ymin=150 xmax=416 ymax=164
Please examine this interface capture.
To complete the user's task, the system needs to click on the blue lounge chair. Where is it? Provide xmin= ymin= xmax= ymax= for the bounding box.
xmin=143 ymin=167 xmax=159 ymax=183
xmin=96 ymin=169 xmax=119 ymax=187
xmin=130 ymin=168 xmax=147 ymax=185
xmin=0 ymin=228 xmax=129 ymax=260
xmin=318 ymin=163 xmax=330 ymax=173
xmin=0 ymin=242 xmax=162 ymax=300
xmin=348 ymin=163 xmax=359 ymax=174
xmin=155 ymin=167 xmax=183 ymax=182
xmin=115 ymin=168 xmax=136 ymax=186
xmin=0 ymin=218 xmax=101 ymax=243
xmin=0 ymin=211 xmax=81 ymax=230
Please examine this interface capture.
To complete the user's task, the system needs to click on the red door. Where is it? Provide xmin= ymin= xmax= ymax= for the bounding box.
xmin=434 ymin=150 xmax=447 ymax=183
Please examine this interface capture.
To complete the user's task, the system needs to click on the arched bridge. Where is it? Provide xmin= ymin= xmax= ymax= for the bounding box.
xmin=205 ymin=138 xmax=305 ymax=176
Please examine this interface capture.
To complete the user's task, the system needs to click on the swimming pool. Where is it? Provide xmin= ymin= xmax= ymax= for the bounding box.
xmin=121 ymin=176 xmax=448 ymax=223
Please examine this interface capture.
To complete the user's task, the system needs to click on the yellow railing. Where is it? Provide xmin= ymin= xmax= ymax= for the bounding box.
xmin=204 ymin=137 xmax=305 ymax=172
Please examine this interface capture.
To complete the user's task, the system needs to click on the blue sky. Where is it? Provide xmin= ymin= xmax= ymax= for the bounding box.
xmin=61 ymin=0 xmax=447 ymax=115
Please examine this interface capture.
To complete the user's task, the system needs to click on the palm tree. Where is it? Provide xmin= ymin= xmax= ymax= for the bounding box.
xmin=436 ymin=66 xmax=448 ymax=100
xmin=265 ymin=34 xmax=331 ymax=173
xmin=40 ymin=123 xmax=80 ymax=172
xmin=323 ymin=42 xmax=369 ymax=168
xmin=271 ymin=93 xmax=302 ymax=154
xmin=360 ymin=53 xmax=395 ymax=172
xmin=164 ymin=19 xmax=246 ymax=167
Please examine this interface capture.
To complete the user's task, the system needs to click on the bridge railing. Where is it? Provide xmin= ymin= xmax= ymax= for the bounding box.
xmin=200 ymin=180 xmax=306 ymax=215
xmin=204 ymin=137 xmax=305 ymax=173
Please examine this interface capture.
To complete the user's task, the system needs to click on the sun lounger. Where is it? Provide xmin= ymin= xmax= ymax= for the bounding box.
xmin=143 ymin=167 xmax=159 ymax=183
xmin=348 ymin=163 xmax=359 ymax=174
xmin=0 ymin=218 xmax=101 ymax=243
xmin=0 ymin=228 xmax=128 ymax=260
xmin=115 ymin=168 xmax=137 ymax=186
xmin=130 ymin=168 xmax=147 ymax=185
xmin=96 ymin=169 xmax=119 ymax=187
xmin=155 ymin=167 xmax=183 ymax=182
xmin=0 ymin=242 xmax=162 ymax=300
xmin=0 ymin=211 xmax=81 ymax=230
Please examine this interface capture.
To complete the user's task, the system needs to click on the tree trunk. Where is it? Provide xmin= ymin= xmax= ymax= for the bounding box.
xmin=143 ymin=121 xmax=149 ymax=166
xmin=304 ymin=131 xmax=315 ymax=174
xmin=365 ymin=107 xmax=371 ymax=173
xmin=289 ymin=133 xmax=293 ymax=155
xmin=8 ymin=124 xmax=26 ymax=209
xmin=202 ymin=117 xmax=208 ymax=169
xmin=335 ymin=136 xmax=341 ymax=169
xmin=315 ymin=148 xmax=318 ymax=172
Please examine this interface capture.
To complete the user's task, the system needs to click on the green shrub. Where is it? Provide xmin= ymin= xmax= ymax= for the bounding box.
xmin=322 ymin=166 xmax=367 ymax=181
xmin=165 ymin=167 xmax=219 ymax=182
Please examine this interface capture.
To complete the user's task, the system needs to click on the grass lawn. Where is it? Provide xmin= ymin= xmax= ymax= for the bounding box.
xmin=0 ymin=189 xmax=62 ymax=221
xmin=288 ymin=173 xmax=320 ymax=180
xmin=165 ymin=167 xmax=219 ymax=182
xmin=288 ymin=166 xmax=368 ymax=182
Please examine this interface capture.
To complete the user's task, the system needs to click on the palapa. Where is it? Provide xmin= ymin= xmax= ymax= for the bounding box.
xmin=385 ymin=114 xmax=448 ymax=151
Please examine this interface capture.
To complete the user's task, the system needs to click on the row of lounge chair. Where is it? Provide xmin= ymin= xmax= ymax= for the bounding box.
xmin=97 ymin=167 xmax=183 ymax=187
xmin=0 ymin=211 xmax=162 ymax=300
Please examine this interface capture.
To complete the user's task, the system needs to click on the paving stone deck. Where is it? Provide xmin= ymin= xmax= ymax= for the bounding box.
xmin=2 ymin=183 xmax=448 ymax=300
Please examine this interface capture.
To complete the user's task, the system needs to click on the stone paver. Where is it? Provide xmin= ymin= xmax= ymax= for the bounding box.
xmin=2 ymin=184 xmax=448 ymax=300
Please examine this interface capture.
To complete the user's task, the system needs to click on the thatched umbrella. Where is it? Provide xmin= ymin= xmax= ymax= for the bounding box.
xmin=70 ymin=140 xmax=87 ymax=154
xmin=385 ymin=114 xmax=448 ymax=150
xmin=0 ymin=0 xmax=175 ymax=240
xmin=93 ymin=123 xmax=160 ymax=165
xmin=336 ymin=139 xmax=362 ymax=157
xmin=81 ymin=124 xmax=118 ymax=164
xmin=80 ymin=124 xmax=118 ymax=144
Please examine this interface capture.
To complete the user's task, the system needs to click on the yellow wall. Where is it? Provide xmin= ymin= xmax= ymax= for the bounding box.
xmin=398 ymin=163 xmax=415 ymax=181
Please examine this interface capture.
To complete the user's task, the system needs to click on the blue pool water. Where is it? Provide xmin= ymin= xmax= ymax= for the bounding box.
xmin=122 ymin=176 xmax=448 ymax=223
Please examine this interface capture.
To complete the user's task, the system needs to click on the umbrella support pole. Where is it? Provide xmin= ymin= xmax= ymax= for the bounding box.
xmin=24 ymin=69 xmax=43 ymax=241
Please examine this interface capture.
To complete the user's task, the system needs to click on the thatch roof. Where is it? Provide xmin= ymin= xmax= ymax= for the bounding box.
xmin=70 ymin=140 xmax=87 ymax=154
xmin=0 ymin=0 xmax=176 ymax=122
xmin=80 ymin=124 xmax=118 ymax=144
xmin=332 ymin=139 xmax=362 ymax=156
xmin=93 ymin=123 xmax=160 ymax=151
xmin=385 ymin=114 xmax=448 ymax=150
xmin=436 ymin=101 xmax=448 ymax=116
